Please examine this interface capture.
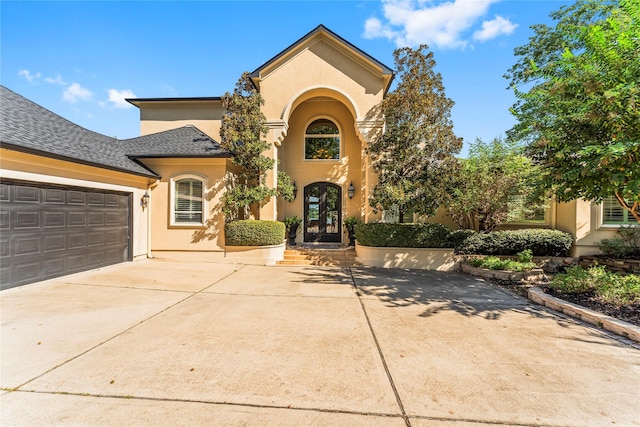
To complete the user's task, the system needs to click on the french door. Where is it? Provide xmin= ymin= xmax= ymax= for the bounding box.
xmin=304 ymin=182 xmax=341 ymax=243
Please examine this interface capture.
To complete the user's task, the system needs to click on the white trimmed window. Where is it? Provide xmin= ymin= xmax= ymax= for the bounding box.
xmin=603 ymin=196 xmax=636 ymax=225
xmin=304 ymin=118 xmax=341 ymax=160
xmin=171 ymin=175 xmax=205 ymax=225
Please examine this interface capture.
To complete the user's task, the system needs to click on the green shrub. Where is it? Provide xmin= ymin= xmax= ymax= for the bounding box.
xmin=551 ymin=265 xmax=640 ymax=304
xmin=225 ymin=220 xmax=285 ymax=246
xmin=469 ymin=255 xmax=536 ymax=272
xmin=517 ymin=249 xmax=533 ymax=263
xmin=354 ymin=223 xmax=455 ymax=248
xmin=598 ymin=225 xmax=640 ymax=258
xmin=448 ymin=229 xmax=477 ymax=249
xmin=456 ymin=229 xmax=573 ymax=256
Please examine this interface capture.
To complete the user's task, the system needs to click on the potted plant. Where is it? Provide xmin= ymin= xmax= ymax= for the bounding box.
xmin=283 ymin=216 xmax=302 ymax=246
xmin=344 ymin=216 xmax=360 ymax=246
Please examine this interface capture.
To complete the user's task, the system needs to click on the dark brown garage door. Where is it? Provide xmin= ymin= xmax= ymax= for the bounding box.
xmin=0 ymin=180 xmax=131 ymax=290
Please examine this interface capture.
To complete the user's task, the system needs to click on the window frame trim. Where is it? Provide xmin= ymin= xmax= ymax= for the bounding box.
xmin=598 ymin=195 xmax=635 ymax=228
xmin=302 ymin=116 xmax=343 ymax=162
xmin=170 ymin=173 xmax=207 ymax=227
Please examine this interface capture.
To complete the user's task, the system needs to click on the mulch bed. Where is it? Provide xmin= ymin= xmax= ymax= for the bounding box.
xmin=490 ymin=278 xmax=640 ymax=328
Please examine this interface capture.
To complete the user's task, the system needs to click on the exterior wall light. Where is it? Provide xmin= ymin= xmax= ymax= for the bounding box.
xmin=292 ymin=181 xmax=298 ymax=200
xmin=348 ymin=181 xmax=355 ymax=199
xmin=141 ymin=191 xmax=150 ymax=209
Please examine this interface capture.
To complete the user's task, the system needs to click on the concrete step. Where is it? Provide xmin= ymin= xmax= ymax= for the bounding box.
xmin=278 ymin=247 xmax=360 ymax=267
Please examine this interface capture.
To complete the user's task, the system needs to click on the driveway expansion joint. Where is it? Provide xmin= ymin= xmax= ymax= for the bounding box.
xmin=348 ymin=267 xmax=412 ymax=427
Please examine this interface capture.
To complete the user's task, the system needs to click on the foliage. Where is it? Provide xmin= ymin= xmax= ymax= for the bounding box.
xmin=448 ymin=229 xmax=477 ymax=249
xmin=506 ymin=0 xmax=640 ymax=222
xmin=220 ymin=72 xmax=293 ymax=220
xmin=282 ymin=216 xmax=301 ymax=231
xmin=367 ymin=45 xmax=462 ymax=220
xmin=224 ymin=220 xmax=285 ymax=246
xmin=354 ymin=223 xmax=458 ymax=248
xmin=276 ymin=171 xmax=295 ymax=205
xmin=551 ymin=265 xmax=640 ymax=304
xmin=456 ymin=229 xmax=573 ymax=257
xmin=517 ymin=249 xmax=534 ymax=263
xmin=448 ymin=137 xmax=548 ymax=232
xmin=469 ymin=255 xmax=537 ymax=272
xmin=598 ymin=225 xmax=640 ymax=258
xmin=344 ymin=216 xmax=361 ymax=234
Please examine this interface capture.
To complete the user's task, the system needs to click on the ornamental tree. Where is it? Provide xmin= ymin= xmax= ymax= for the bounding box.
xmin=368 ymin=45 xmax=462 ymax=221
xmin=448 ymin=137 xmax=548 ymax=232
xmin=220 ymin=72 xmax=293 ymax=220
xmin=506 ymin=0 xmax=640 ymax=222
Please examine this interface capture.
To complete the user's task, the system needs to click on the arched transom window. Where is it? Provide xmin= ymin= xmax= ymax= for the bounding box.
xmin=305 ymin=119 xmax=340 ymax=160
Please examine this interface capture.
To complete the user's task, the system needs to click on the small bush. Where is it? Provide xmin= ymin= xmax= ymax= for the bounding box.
xmin=448 ymin=229 xmax=477 ymax=249
xmin=469 ymin=255 xmax=536 ymax=272
xmin=225 ymin=220 xmax=285 ymax=246
xmin=456 ymin=229 xmax=573 ymax=257
xmin=354 ymin=223 xmax=455 ymax=248
xmin=551 ymin=265 xmax=640 ymax=304
xmin=517 ymin=249 xmax=533 ymax=263
xmin=598 ymin=225 xmax=640 ymax=258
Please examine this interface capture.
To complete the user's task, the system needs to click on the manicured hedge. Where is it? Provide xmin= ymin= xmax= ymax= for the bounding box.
xmin=225 ymin=220 xmax=285 ymax=246
xmin=354 ymin=223 xmax=457 ymax=248
xmin=455 ymin=229 xmax=573 ymax=257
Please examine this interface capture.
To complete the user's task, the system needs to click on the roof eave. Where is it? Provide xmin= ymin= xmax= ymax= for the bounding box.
xmin=1 ymin=142 xmax=160 ymax=179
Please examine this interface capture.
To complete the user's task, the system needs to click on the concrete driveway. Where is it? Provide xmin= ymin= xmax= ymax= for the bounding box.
xmin=1 ymin=259 xmax=639 ymax=426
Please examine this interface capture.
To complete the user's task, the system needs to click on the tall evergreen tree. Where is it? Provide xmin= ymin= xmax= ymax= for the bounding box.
xmin=220 ymin=72 xmax=293 ymax=220
xmin=368 ymin=45 xmax=462 ymax=221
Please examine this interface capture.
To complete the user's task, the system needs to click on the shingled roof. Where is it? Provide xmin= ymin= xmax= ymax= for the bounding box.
xmin=0 ymin=86 xmax=231 ymax=178
xmin=123 ymin=126 xmax=231 ymax=158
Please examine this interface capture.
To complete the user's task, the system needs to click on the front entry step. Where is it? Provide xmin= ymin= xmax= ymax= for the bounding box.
xmin=276 ymin=247 xmax=360 ymax=267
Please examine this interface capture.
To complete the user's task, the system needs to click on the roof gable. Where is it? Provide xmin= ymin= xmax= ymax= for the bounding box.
xmin=250 ymin=25 xmax=393 ymax=92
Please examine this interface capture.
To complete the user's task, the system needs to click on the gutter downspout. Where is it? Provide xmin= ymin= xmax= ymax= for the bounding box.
xmin=147 ymin=180 xmax=160 ymax=259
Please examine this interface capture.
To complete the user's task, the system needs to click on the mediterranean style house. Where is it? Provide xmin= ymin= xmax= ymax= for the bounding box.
xmin=0 ymin=25 xmax=632 ymax=288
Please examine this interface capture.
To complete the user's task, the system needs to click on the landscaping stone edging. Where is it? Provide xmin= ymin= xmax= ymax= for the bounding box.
xmin=528 ymin=287 xmax=640 ymax=343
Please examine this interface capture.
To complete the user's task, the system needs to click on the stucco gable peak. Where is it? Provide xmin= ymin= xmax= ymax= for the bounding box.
xmin=250 ymin=25 xmax=393 ymax=89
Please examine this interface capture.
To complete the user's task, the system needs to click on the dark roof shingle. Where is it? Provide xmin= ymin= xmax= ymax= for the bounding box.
xmin=0 ymin=86 xmax=231 ymax=178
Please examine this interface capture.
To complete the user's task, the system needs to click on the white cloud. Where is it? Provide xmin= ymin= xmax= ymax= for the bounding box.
xmin=62 ymin=83 xmax=93 ymax=103
xmin=45 ymin=74 xmax=67 ymax=85
xmin=18 ymin=69 xmax=41 ymax=83
xmin=363 ymin=0 xmax=515 ymax=49
xmin=473 ymin=15 xmax=518 ymax=41
xmin=105 ymin=88 xmax=136 ymax=109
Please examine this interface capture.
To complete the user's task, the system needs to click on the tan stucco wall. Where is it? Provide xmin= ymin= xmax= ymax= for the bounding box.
xmin=137 ymin=157 xmax=230 ymax=252
xmin=556 ymin=199 xmax=622 ymax=256
xmin=257 ymin=38 xmax=386 ymax=123
xmin=0 ymin=149 xmax=152 ymax=259
xmin=137 ymin=100 xmax=224 ymax=140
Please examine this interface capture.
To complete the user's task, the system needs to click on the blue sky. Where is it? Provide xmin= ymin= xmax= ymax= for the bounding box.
xmin=1 ymin=0 xmax=570 ymax=156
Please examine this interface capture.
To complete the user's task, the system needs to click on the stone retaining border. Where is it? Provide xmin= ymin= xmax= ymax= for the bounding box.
xmin=528 ymin=286 xmax=640 ymax=343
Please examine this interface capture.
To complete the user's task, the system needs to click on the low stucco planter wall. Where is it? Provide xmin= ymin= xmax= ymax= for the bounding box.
xmin=355 ymin=244 xmax=455 ymax=271
xmin=224 ymin=242 xmax=285 ymax=266
xmin=460 ymin=263 xmax=544 ymax=282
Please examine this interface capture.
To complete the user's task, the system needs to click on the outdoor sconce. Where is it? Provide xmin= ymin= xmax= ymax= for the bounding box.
xmin=140 ymin=191 xmax=150 ymax=209
xmin=292 ymin=181 xmax=298 ymax=200
xmin=348 ymin=181 xmax=355 ymax=199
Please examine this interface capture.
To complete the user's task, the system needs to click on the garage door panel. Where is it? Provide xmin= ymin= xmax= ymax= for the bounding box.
xmin=43 ymin=188 xmax=65 ymax=204
xmin=43 ymin=211 xmax=66 ymax=228
xmin=68 ymin=212 xmax=87 ymax=227
xmin=67 ymin=191 xmax=86 ymax=204
xmin=15 ymin=235 xmax=40 ymax=256
xmin=1 ymin=180 xmax=131 ymax=289
xmin=13 ymin=185 xmax=39 ymax=203
xmin=43 ymin=234 xmax=66 ymax=252
xmin=14 ymin=211 xmax=40 ymax=228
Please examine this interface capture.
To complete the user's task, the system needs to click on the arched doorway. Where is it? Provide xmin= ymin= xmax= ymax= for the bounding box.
xmin=304 ymin=182 xmax=341 ymax=243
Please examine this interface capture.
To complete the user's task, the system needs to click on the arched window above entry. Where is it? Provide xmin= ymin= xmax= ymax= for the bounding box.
xmin=304 ymin=118 xmax=340 ymax=160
